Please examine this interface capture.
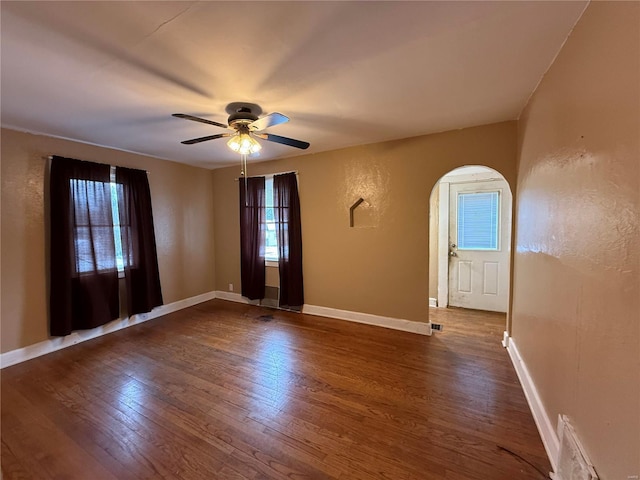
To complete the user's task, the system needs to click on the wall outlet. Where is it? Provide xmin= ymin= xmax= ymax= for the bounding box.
xmin=228 ymin=283 xmax=233 ymax=292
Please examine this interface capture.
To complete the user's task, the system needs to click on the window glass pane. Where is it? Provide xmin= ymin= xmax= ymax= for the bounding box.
xmin=265 ymin=177 xmax=278 ymax=261
xmin=74 ymin=226 xmax=118 ymax=272
xmin=113 ymin=182 xmax=135 ymax=270
xmin=70 ymin=178 xmax=128 ymax=274
xmin=110 ymin=181 xmax=125 ymax=272
xmin=457 ymin=191 xmax=499 ymax=250
xmin=265 ymin=177 xmax=274 ymax=209
xmin=71 ymin=179 xmax=116 ymax=274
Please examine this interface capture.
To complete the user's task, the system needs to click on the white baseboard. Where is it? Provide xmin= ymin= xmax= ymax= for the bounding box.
xmin=0 ymin=290 xmax=217 ymax=369
xmin=506 ymin=336 xmax=558 ymax=472
xmin=214 ymin=290 xmax=250 ymax=303
xmin=429 ymin=297 xmax=438 ymax=308
xmin=302 ymin=304 xmax=431 ymax=336
xmin=215 ymin=291 xmax=431 ymax=336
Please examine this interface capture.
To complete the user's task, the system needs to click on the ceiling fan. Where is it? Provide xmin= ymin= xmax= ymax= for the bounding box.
xmin=172 ymin=103 xmax=310 ymax=156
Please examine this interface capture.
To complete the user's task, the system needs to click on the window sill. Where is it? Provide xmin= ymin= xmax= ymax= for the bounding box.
xmin=265 ymin=260 xmax=279 ymax=268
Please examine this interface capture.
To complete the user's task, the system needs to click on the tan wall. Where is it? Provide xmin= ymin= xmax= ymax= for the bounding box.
xmin=1 ymin=128 xmax=216 ymax=353
xmin=513 ymin=2 xmax=639 ymax=478
xmin=213 ymin=121 xmax=517 ymax=322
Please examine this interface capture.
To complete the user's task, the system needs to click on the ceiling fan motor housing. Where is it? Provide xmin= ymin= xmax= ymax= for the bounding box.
xmin=228 ymin=107 xmax=259 ymax=128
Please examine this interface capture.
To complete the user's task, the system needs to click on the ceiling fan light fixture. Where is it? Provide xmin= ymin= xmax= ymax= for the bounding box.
xmin=174 ymin=105 xmax=309 ymax=152
xmin=227 ymin=132 xmax=261 ymax=155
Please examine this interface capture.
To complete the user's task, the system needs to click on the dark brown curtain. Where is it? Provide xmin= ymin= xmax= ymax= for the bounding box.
xmin=239 ymin=176 xmax=266 ymax=300
xmin=50 ymin=156 xmax=119 ymax=336
xmin=116 ymin=166 xmax=163 ymax=316
xmin=274 ymin=173 xmax=304 ymax=307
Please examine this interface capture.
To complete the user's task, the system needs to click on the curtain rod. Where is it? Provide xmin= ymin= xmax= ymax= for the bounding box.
xmin=43 ymin=155 xmax=149 ymax=174
xmin=234 ymin=170 xmax=298 ymax=181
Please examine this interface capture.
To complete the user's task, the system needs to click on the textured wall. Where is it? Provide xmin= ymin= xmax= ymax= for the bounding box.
xmin=513 ymin=2 xmax=639 ymax=477
xmin=1 ymin=129 xmax=216 ymax=353
xmin=213 ymin=121 xmax=517 ymax=323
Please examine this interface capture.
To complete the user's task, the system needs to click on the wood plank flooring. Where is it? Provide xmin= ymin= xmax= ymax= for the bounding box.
xmin=1 ymin=300 xmax=551 ymax=479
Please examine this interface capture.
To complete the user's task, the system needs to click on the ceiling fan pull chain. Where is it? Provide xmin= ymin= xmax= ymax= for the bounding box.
xmin=242 ymin=153 xmax=248 ymax=178
xmin=242 ymin=154 xmax=248 ymax=206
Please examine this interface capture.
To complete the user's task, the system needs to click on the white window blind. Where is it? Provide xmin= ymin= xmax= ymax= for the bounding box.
xmin=457 ymin=191 xmax=499 ymax=250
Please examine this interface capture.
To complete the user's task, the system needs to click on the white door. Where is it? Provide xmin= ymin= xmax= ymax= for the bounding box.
xmin=448 ymin=180 xmax=511 ymax=312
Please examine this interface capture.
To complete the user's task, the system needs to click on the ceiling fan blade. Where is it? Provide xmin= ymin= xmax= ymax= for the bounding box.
xmin=256 ymin=133 xmax=310 ymax=150
xmin=249 ymin=112 xmax=289 ymax=131
xmin=172 ymin=113 xmax=228 ymax=129
xmin=181 ymin=133 xmax=231 ymax=145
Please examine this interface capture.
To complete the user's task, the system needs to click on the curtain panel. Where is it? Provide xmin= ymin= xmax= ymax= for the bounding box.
xmin=239 ymin=176 xmax=266 ymax=300
xmin=274 ymin=173 xmax=304 ymax=307
xmin=50 ymin=157 xmax=119 ymax=335
xmin=49 ymin=156 xmax=162 ymax=336
xmin=116 ymin=166 xmax=163 ymax=316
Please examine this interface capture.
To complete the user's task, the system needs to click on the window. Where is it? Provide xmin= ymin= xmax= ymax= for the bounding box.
xmin=457 ymin=191 xmax=500 ymax=250
xmin=264 ymin=177 xmax=278 ymax=261
xmin=71 ymin=167 xmax=128 ymax=274
xmin=50 ymin=156 xmax=163 ymax=336
xmin=238 ymin=172 xmax=303 ymax=305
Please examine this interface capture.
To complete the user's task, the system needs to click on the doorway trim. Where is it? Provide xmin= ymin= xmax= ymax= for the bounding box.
xmin=437 ymin=182 xmax=450 ymax=309
xmin=434 ymin=166 xmax=510 ymax=310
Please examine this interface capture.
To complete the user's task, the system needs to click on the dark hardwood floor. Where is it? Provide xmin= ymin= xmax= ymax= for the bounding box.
xmin=1 ymin=300 xmax=551 ymax=479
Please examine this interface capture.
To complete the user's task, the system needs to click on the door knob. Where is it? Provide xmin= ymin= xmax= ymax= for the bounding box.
xmin=449 ymin=251 xmax=457 ymax=257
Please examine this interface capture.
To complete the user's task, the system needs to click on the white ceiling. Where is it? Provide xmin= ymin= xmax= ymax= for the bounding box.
xmin=1 ymin=1 xmax=587 ymax=169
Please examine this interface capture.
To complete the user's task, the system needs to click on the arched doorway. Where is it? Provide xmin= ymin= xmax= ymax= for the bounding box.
xmin=429 ymin=166 xmax=513 ymax=321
